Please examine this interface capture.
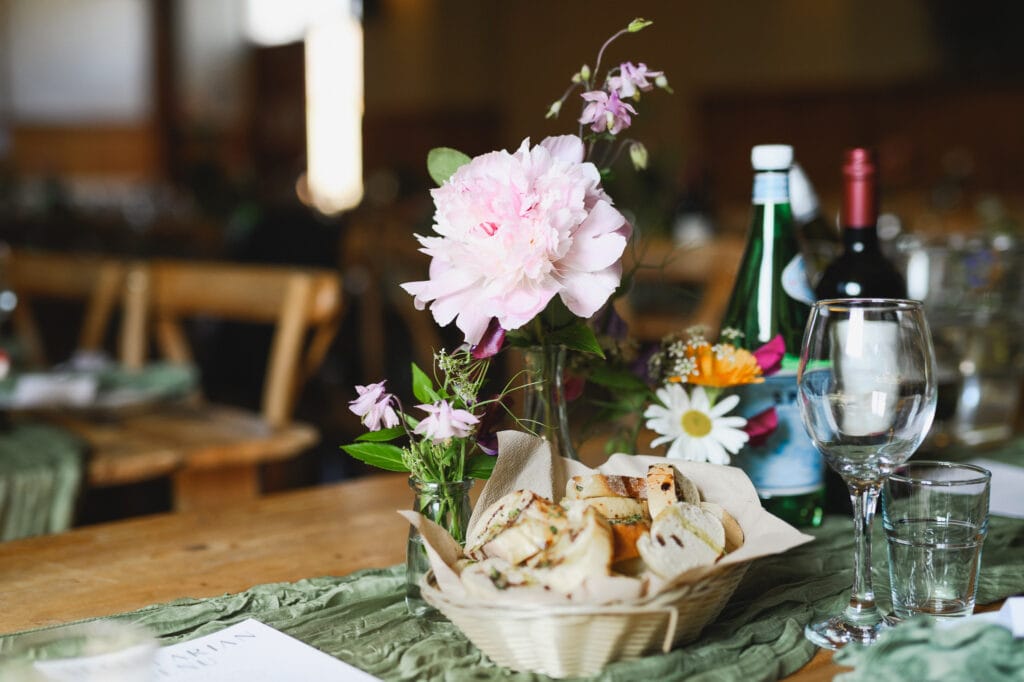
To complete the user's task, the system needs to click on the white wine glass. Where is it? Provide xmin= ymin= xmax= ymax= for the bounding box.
xmin=797 ymin=298 xmax=937 ymax=649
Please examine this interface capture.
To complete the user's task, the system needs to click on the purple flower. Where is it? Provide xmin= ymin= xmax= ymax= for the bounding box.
xmin=414 ymin=400 xmax=480 ymax=442
xmin=579 ymin=90 xmax=637 ymax=135
xmin=609 ymin=62 xmax=663 ymax=99
xmin=349 ymin=381 xmax=399 ymax=431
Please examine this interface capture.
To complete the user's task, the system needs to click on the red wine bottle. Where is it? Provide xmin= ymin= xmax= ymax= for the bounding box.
xmin=815 ymin=148 xmax=907 ymax=514
xmin=814 ymin=148 xmax=906 ymax=300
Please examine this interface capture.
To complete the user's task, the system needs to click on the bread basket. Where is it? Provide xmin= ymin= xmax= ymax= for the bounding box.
xmin=404 ymin=431 xmax=813 ymax=679
xmin=421 ymin=561 xmax=749 ymax=678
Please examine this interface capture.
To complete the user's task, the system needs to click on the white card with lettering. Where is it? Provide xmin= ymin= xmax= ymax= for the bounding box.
xmin=154 ymin=619 xmax=380 ymax=681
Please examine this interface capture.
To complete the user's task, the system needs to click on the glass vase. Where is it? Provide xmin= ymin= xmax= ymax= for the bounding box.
xmin=521 ymin=344 xmax=579 ymax=461
xmin=405 ymin=477 xmax=473 ymax=616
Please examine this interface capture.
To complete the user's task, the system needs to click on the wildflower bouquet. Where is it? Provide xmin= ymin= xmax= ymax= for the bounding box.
xmin=644 ymin=327 xmax=785 ymax=464
xmin=343 ymin=347 xmax=508 ymax=483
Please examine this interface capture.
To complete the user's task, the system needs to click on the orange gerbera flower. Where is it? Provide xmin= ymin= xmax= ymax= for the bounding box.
xmin=668 ymin=342 xmax=764 ymax=388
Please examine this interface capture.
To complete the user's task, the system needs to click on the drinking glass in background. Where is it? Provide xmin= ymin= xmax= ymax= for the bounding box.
xmin=798 ymin=298 xmax=938 ymax=649
xmin=882 ymin=461 xmax=991 ymax=621
xmin=0 ymin=620 xmax=156 ymax=682
xmin=899 ymin=234 xmax=1024 ymax=449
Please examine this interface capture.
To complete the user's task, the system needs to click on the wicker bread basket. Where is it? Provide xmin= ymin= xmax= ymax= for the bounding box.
xmin=421 ymin=561 xmax=749 ymax=678
xmin=406 ymin=432 xmax=813 ymax=679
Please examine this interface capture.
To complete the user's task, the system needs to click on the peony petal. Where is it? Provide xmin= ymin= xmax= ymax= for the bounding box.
xmin=559 ymin=201 xmax=631 ymax=272
xmin=558 ymin=266 xmax=621 ymax=319
xmin=540 ymin=135 xmax=585 ymax=164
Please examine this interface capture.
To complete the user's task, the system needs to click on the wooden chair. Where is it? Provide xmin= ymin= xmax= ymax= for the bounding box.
xmin=6 ymin=248 xmax=148 ymax=368
xmin=616 ymin=236 xmax=746 ymax=342
xmin=49 ymin=259 xmax=343 ymax=512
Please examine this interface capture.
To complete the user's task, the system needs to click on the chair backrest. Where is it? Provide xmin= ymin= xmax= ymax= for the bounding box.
xmin=6 ymin=248 xmax=148 ymax=368
xmin=616 ymin=236 xmax=746 ymax=342
xmin=147 ymin=260 xmax=343 ymax=427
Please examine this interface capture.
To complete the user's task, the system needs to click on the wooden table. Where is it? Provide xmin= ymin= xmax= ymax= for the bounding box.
xmin=0 ymin=473 xmax=843 ymax=680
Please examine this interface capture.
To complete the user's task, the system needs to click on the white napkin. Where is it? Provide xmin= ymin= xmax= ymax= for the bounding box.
xmin=11 ymin=373 xmax=98 ymax=408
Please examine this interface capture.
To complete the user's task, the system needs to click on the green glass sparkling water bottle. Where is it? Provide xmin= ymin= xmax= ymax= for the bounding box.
xmin=721 ymin=144 xmax=825 ymax=528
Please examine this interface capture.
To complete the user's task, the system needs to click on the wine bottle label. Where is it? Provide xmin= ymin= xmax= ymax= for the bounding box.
xmin=752 ymin=171 xmax=788 ymax=205
xmin=781 ymin=254 xmax=815 ymax=305
xmin=733 ymin=373 xmax=825 ymax=497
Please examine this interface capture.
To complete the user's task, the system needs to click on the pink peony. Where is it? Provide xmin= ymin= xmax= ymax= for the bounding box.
xmin=401 ymin=135 xmax=632 ymax=346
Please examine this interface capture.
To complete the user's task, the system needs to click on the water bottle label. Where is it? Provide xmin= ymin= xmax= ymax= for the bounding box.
xmin=752 ymin=171 xmax=789 ymax=204
xmin=781 ymin=254 xmax=815 ymax=305
xmin=734 ymin=373 xmax=825 ymax=497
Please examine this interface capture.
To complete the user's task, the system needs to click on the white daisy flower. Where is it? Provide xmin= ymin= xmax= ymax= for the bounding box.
xmin=643 ymin=384 xmax=749 ymax=464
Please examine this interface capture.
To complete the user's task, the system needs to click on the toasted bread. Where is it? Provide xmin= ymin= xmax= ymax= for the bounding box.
xmin=465 ymin=490 xmax=567 ymax=564
xmin=577 ymin=495 xmax=648 ymax=523
xmin=636 ymin=501 xmax=725 ymax=580
xmin=700 ymin=501 xmax=744 ymax=553
xmin=608 ymin=517 xmax=650 ymax=564
xmin=565 ymin=474 xmax=648 ymax=501
xmin=646 ymin=463 xmax=701 ymax=520
xmin=524 ymin=502 xmax=614 ymax=594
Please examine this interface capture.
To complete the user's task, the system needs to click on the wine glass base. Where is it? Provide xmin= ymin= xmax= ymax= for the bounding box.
xmin=804 ymin=615 xmax=890 ymax=650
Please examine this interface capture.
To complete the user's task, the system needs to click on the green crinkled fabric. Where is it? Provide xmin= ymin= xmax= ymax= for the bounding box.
xmin=0 ymin=423 xmax=83 ymax=540
xmin=834 ymin=618 xmax=1024 ymax=682
xmin=4 ymin=512 xmax=1022 ymax=682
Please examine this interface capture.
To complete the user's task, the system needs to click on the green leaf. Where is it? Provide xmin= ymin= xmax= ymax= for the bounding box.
xmin=355 ymin=427 xmax=404 ymax=442
xmin=546 ymin=323 xmax=605 ymax=357
xmin=427 ymin=147 xmax=471 ymax=186
xmin=411 ymin=362 xmax=440 ymax=404
xmin=587 ymin=365 xmax=649 ymax=392
xmin=341 ymin=443 xmax=409 ymax=472
xmin=466 ymin=455 xmax=496 ymax=480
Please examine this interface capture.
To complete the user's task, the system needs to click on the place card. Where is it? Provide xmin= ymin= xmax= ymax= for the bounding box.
xmin=965 ymin=458 xmax=1024 ymax=519
xmin=153 ymin=619 xmax=380 ymax=681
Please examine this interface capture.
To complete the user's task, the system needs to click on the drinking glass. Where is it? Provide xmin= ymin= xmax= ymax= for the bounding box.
xmin=797 ymin=298 xmax=937 ymax=649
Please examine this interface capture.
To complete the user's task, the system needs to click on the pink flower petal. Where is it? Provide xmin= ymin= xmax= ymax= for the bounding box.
xmin=753 ymin=335 xmax=786 ymax=375
xmin=559 ymin=266 xmax=622 ymax=319
xmin=743 ymin=407 xmax=779 ymax=447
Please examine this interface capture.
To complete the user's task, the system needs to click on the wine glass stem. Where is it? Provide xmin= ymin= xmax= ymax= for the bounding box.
xmin=846 ymin=482 xmax=882 ymax=627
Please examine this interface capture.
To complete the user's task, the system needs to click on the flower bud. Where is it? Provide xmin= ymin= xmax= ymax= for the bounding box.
xmin=627 ymin=18 xmax=653 ymax=32
xmin=579 ymin=64 xmax=591 ymax=81
xmin=545 ymin=101 xmax=562 ymax=119
xmin=629 ymin=142 xmax=649 ymax=170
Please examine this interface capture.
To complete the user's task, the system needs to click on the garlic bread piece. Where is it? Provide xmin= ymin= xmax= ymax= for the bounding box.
xmin=465 ymin=490 xmax=568 ymax=565
xmin=565 ymin=474 xmax=648 ymax=501
xmin=525 ymin=502 xmax=614 ymax=594
xmin=646 ymin=463 xmax=701 ymax=520
xmin=636 ymin=502 xmax=725 ymax=580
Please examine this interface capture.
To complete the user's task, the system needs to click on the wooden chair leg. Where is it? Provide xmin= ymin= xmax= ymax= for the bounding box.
xmin=172 ymin=465 xmax=260 ymax=512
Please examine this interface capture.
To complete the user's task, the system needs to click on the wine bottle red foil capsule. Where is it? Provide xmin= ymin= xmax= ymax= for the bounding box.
xmin=842 ymin=148 xmax=876 ymax=229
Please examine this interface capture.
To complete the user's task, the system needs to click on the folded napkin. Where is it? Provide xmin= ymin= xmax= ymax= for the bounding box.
xmin=834 ymin=614 xmax=1024 ymax=682
xmin=9 ymin=373 xmax=98 ymax=408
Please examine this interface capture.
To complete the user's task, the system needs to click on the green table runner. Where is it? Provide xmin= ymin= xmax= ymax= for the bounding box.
xmin=4 ymin=512 xmax=1021 ymax=681
xmin=0 ymin=423 xmax=83 ymax=541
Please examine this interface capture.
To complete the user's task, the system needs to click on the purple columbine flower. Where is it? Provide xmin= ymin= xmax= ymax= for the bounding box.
xmin=349 ymin=381 xmax=399 ymax=431
xmin=609 ymin=62 xmax=664 ymax=99
xmin=414 ymin=400 xmax=479 ymax=443
xmin=579 ymin=89 xmax=637 ymax=135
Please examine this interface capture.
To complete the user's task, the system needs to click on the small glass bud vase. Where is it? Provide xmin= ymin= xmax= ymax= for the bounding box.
xmin=521 ymin=344 xmax=579 ymax=461
xmin=405 ymin=477 xmax=473 ymax=616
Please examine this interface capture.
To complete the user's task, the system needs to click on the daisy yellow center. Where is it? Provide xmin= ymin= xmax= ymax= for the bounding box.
xmin=680 ymin=409 xmax=712 ymax=437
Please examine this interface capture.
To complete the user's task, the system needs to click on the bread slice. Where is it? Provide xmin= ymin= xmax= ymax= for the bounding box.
xmin=465 ymin=490 xmax=567 ymax=565
xmin=646 ymin=463 xmax=701 ymax=520
xmin=565 ymin=474 xmax=648 ymax=501
xmin=577 ymin=495 xmax=647 ymax=523
xmin=608 ymin=517 xmax=651 ymax=564
xmin=636 ymin=502 xmax=725 ymax=580
xmin=700 ymin=501 xmax=744 ymax=553
xmin=524 ymin=502 xmax=614 ymax=594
